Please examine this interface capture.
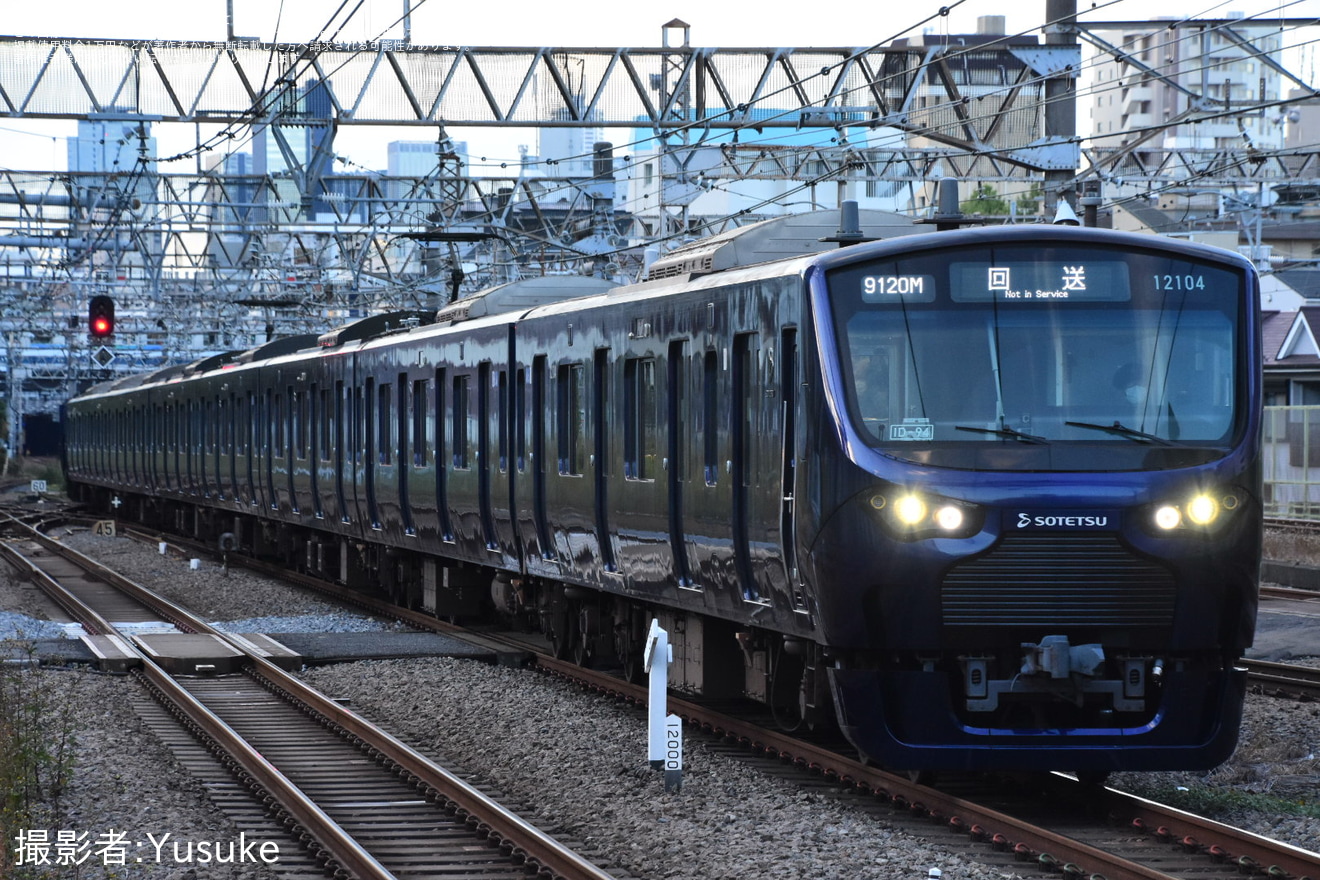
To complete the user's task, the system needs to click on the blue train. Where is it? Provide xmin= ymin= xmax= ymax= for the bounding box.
xmin=64 ymin=208 xmax=1262 ymax=775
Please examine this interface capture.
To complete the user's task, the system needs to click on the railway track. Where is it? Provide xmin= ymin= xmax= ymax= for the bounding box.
xmin=1244 ymin=657 xmax=1320 ymax=700
xmin=117 ymin=523 xmax=1320 ymax=880
xmin=0 ymin=513 xmax=621 ymax=880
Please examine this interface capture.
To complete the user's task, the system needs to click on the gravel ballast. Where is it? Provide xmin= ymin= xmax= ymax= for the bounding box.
xmin=3 ymin=529 xmax=1318 ymax=878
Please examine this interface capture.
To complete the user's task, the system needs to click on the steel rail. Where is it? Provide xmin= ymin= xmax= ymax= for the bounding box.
xmin=17 ymin=517 xmax=617 ymax=880
xmin=0 ymin=515 xmax=397 ymax=879
xmin=1242 ymin=657 xmax=1320 ymax=701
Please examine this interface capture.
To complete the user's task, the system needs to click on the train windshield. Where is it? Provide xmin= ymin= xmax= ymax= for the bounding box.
xmin=826 ymin=242 xmax=1248 ymax=470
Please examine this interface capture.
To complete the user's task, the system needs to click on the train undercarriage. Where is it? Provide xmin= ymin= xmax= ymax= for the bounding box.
xmin=97 ymin=488 xmax=837 ymax=734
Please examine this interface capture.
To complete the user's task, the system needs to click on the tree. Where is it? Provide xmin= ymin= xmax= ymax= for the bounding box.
xmin=1016 ymin=183 xmax=1043 ymax=216
xmin=961 ymin=184 xmax=1011 ymax=216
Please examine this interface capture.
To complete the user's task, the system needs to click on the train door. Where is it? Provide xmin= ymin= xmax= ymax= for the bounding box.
xmin=681 ymin=340 xmax=733 ymax=595
xmin=308 ymin=383 xmax=322 ymax=518
xmin=547 ymin=356 xmax=594 ymax=574
xmin=592 ymin=348 xmax=616 ymax=572
xmin=616 ymin=344 xmax=673 ymax=591
xmin=161 ymin=402 xmax=173 ymax=491
xmin=315 ymin=383 xmax=333 ymax=520
xmin=477 ymin=361 xmax=497 ymax=549
xmin=288 ymin=385 xmax=304 ymax=514
xmin=244 ymin=391 xmax=258 ymax=508
xmin=434 ymin=366 xmax=453 ymax=541
xmin=333 ymin=379 xmax=349 ymax=523
xmin=221 ymin=392 xmax=235 ymax=502
xmin=184 ymin=400 xmax=195 ymax=496
xmin=449 ymin=368 xmax=482 ymax=549
xmin=204 ymin=395 xmax=217 ymax=498
xmin=396 ymin=372 xmax=413 ymax=535
xmin=192 ymin=398 xmax=204 ymax=498
xmin=528 ymin=355 xmax=555 ymax=564
xmin=779 ymin=327 xmax=807 ymax=612
xmin=264 ymin=388 xmax=278 ymax=510
xmin=364 ymin=377 xmax=380 ymax=528
xmin=731 ymin=292 xmax=795 ymax=607
xmin=404 ymin=373 xmax=432 ymax=537
xmin=174 ymin=400 xmax=184 ymax=493
xmin=666 ymin=340 xmax=696 ymax=587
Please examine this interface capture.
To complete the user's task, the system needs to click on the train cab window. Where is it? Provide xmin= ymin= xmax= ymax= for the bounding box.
xmin=557 ymin=363 xmax=585 ymax=476
xmin=624 ymin=357 xmax=658 ymax=480
xmin=827 ymin=242 xmax=1246 ymax=471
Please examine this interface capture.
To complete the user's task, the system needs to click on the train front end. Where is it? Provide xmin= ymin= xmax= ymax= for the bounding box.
xmin=807 ymin=225 xmax=1261 ymax=773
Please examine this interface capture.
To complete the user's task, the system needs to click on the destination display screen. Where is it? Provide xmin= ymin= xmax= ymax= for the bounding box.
xmin=849 ymin=252 xmax=1237 ymax=307
xmin=949 ymin=260 xmax=1131 ymax=302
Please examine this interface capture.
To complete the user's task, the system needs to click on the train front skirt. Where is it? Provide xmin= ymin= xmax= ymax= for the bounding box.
xmin=829 ymin=664 xmax=1248 ymax=772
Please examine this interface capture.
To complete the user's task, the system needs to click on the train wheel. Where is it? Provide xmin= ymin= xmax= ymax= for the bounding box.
xmin=544 ymin=600 xmax=574 ymax=660
xmin=572 ymin=633 xmax=593 ymax=668
xmin=614 ymin=608 xmax=647 ymax=684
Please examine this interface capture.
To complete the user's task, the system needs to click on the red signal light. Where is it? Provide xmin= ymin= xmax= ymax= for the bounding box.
xmin=88 ymin=295 xmax=115 ymax=338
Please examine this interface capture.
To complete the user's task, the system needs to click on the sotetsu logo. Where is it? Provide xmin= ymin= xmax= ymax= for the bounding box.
xmin=1016 ymin=513 xmax=1110 ymax=529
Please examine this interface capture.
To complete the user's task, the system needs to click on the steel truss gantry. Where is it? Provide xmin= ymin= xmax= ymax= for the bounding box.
xmin=0 ymin=37 xmax=1067 ymax=167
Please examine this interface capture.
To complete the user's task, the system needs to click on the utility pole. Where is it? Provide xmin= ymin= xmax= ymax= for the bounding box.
xmin=1044 ymin=0 xmax=1079 ymax=215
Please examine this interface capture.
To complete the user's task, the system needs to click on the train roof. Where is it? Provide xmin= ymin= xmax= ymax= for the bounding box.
xmin=317 ymin=310 xmax=435 ymax=348
xmin=433 ymin=275 xmax=617 ymax=326
xmin=642 ymin=208 xmax=922 ymax=281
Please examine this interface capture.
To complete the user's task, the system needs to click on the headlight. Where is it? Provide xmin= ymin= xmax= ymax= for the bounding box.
xmin=1148 ymin=490 xmax=1240 ymax=533
xmin=1186 ymin=494 xmax=1218 ymax=525
xmin=870 ymin=488 xmax=982 ymax=539
xmin=894 ymin=494 xmax=927 ymax=525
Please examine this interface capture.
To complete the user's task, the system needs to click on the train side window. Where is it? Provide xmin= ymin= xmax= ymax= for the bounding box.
xmin=452 ymin=374 xmax=470 ymax=470
xmin=413 ymin=378 xmax=428 ymax=468
xmin=703 ymin=350 xmax=719 ymax=486
xmin=557 ymin=363 xmax=585 ymax=476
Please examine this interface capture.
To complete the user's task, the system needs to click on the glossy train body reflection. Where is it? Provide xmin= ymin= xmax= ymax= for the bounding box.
xmin=64 ymin=214 xmax=1263 ymax=774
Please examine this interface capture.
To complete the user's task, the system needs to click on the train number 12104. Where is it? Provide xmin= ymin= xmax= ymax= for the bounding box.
xmin=1153 ymin=273 xmax=1206 ymax=291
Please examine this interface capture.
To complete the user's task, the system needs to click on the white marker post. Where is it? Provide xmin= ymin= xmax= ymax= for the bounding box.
xmin=643 ymin=619 xmax=673 ymax=772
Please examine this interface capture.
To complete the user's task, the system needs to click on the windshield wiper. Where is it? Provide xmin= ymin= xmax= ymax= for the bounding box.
xmin=1065 ymin=420 xmax=1177 ymax=446
xmin=955 ymin=425 xmax=1049 ymax=444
